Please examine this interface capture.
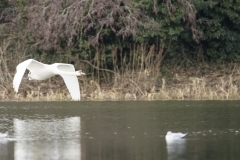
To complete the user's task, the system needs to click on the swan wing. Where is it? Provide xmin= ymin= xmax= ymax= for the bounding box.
xmin=13 ymin=59 xmax=47 ymax=92
xmin=60 ymin=75 xmax=81 ymax=100
xmin=27 ymin=59 xmax=47 ymax=71
xmin=13 ymin=59 xmax=33 ymax=92
xmin=57 ymin=64 xmax=81 ymax=100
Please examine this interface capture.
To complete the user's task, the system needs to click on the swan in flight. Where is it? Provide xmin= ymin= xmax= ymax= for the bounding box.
xmin=13 ymin=59 xmax=85 ymax=100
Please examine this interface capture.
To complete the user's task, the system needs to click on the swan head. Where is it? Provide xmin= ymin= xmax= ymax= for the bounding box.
xmin=78 ymin=70 xmax=86 ymax=76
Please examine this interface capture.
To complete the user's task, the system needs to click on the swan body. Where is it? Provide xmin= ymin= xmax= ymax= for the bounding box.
xmin=13 ymin=59 xmax=85 ymax=100
xmin=165 ymin=131 xmax=187 ymax=141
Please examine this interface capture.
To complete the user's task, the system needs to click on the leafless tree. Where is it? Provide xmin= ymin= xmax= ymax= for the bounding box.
xmin=26 ymin=0 xmax=158 ymax=50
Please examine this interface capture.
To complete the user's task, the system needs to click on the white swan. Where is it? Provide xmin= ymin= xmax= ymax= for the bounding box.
xmin=165 ymin=131 xmax=187 ymax=141
xmin=165 ymin=131 xmax=187 ymax=160
xmin=0 ymin=132 xmax=7 ymax=138
xmin=13 ymin=59 xmax=85 ymax=100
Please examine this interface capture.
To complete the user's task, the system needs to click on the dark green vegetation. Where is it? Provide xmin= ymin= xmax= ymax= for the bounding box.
xmin=0 ymin=0 xmax=240 ymax=100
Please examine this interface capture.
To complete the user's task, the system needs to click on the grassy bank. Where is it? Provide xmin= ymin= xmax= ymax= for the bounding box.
xmin=1 ymin=62 xmax=240 ymax=101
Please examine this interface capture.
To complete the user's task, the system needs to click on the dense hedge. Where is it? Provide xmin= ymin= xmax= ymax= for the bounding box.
xmin=196 ymin=0 xmax=240 ymax=61
xmin=132 ymin=0 xmax=240 ymax=62
xmin=1 ymin=0 xmax=240 ymax=75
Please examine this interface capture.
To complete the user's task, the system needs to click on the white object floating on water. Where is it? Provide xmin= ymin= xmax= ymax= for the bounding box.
xmin=165 ymin=131 xmax=187 ymax=160
xmin=165 ymin=131 xmax=187 ymax=141
xmin=0 ymin=132 xmax=8 ymax=144
xmin=0 ymin=132 xmax=8 ymax=138
xmin=13 ymin=59 xmax=86 ymax=101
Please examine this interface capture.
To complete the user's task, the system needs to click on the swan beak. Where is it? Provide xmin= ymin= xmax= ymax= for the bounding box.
xmin=80 ymin=71 xmax=86 ymax=76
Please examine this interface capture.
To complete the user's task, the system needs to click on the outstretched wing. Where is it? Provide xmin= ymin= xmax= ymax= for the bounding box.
xmin=61 ymin=75 xmax=81 ymax=100
xmin=57 ymin=64 xmax=81 ymax=101
xmin=13 ymin=59 xmax=34 ymax=92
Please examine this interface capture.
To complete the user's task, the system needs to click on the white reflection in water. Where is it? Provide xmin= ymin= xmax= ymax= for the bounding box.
xmin=0 ymin=132 xmax=9 ymax=159
xmin=13 ymin=117 xmax=81 ymax=160
xmin=165 ymin=131 xmax=187 ymax=160
xmin=0 ymin=140 xmax=8 ymax=159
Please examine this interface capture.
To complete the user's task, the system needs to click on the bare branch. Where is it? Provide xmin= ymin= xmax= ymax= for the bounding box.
xmin=25 ymin=0 xmax=159 ymax=50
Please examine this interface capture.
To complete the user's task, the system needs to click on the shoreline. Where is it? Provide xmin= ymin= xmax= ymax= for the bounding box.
xmin=1 ymin=70 xmax=240 ymax=101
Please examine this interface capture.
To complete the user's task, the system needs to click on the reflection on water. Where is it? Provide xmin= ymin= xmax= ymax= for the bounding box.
xmin=12 ymin=117 xmax=81 ymax=160
xmin=13 ymin=117 xmax=80 ymax=140
xmin=165 ymin=131 xmax=187 ymax=160
xmin=0 ymin=101 xmax=240 ymax=160
xmin=0 ymin=138 xmax=8 ymax=159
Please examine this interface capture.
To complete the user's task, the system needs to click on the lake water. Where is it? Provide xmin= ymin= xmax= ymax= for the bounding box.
xmin=0 ymin=101 xmax=240 ymax=160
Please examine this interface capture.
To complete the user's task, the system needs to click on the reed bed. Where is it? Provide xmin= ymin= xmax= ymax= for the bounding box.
xmin=2 ymin=38 xmax=239 ymax=101
xmin=1 ymin=69 xmax=240 ymax=101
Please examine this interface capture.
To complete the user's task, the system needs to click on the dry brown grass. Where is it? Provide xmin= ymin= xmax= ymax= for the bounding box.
xmin=1 ymin=37 xmax=240 ymax=101
xmin=82 ymin=64 xmax=240 ymax=101
xmin=0 ymin=76 xmax=238 ymax=101
xmin=1 ymin=64 xmax=240 ymax=101
xmin=0 ymin=64 xmax=240 ymax=101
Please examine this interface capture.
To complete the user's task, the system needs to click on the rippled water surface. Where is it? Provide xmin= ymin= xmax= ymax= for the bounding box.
xmin=0 ymin=101 xmax=240 ymax=160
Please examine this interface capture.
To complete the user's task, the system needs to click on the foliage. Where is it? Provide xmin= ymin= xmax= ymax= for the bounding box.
xmin=194 ymin=0 xmax=240 ymax=61
xmin=0 ymin=0 xmax=240 ymax=81
xmin=142 ymin=0 xmax=202 ymax=43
